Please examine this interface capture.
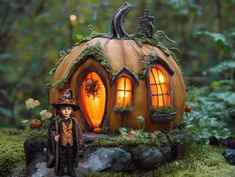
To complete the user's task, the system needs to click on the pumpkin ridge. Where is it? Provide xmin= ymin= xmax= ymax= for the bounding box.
xmin=121 ymin=40 xmax=128 ymax=68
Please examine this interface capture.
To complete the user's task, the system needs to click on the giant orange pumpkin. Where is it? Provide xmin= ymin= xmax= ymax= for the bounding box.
xmin=49 ymin=3 xmax=185 ymax=132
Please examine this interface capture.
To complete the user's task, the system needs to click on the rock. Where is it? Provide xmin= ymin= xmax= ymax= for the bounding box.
xmin=171 ymin=133 xmax=188 ymax=160
xmin=29 ymin=161 xmax=90 ymax=177
xmin=159 ymin=145 xmax=171 ymax=163
xmin=24 ymin=139 xmax=48 ymax=176
xmin=88 ymin=148 xmax=131 ymax=172
xmin=76 ymin=161 xmax=91 ymax=177
xmin=223 ymin=149 xmax=235 ymax=165
xmin=24 ymin=131 xmax=189 ymax=174
xmin=83 ymin=133 xmax=107 ymax=144
xmin=31 ymin=162 xmax=54 ymax=177
xmin=130 ymin=145 xmax=163 ymax=169
xmin=223 ymin=137 xmax=235 ymax=149
xmin=209 ymin=136 xmax=219 ymax=146
xmin=24 ymin=139 xmax=48 ymax=166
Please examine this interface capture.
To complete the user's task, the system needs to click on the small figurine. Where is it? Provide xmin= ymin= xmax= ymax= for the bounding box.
xmin=47 ymin=89 xmax=83 ymax=177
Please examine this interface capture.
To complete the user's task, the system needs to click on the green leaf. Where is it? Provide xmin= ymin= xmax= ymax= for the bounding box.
xmin=204 ymin=32 xmax=227 ymax=45
xmin=210 ymin=80 xmax=231 ymax=88
xmin=189 ymin=95 xmax=197 ymax=102
xmin=75 ymin=34 xmax=85 ymax=42
xmin=208 ymin=61 xmax=235 ymax=75
xmin=0 ymin=107 xmax=12 ymax=118
xmin=137 ymin=115 xmax=145 ymax=123
xmin=196 ymin=31 xmax=230 ymax=53
xmin=118 ymin=127 xmax=128 ymax=136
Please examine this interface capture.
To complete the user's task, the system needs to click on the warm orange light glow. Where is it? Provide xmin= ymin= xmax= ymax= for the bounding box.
xmin=80 ymin=72 xmax=106 ymax=128
xmin=149 ymin=66 xmax=170 ymax=107
xmin=115 ymin=76 xmax=132 ymax=107
xmin=70 ymin=14 xmax=77 ymax=21
xmin=69 ymin=14 xmax=77 ymax=27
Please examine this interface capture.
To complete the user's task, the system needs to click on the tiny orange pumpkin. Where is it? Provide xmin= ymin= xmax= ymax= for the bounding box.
xmin=29 ymin=119 xmax=42 ymax=129
xmin=185 ymin=105 xmax=192 ymax=112
xmin=93 ymin=127 xmax=102 ymax=133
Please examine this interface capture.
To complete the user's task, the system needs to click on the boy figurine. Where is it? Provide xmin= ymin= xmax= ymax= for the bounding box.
xmin=47 ymin=89 xmax=83 ymax=177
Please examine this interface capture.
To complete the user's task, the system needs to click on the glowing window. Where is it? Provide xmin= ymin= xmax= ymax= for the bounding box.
xmin=149 ymin=66 xmax=170 ymax=107
xmin=115 ymin=76 xmax=133 ymax=107
xmin=80 ymin=72 xmax=106 ymax=128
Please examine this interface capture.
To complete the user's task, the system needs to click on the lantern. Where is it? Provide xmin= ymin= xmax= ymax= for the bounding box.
xmin=49 ymin=3 xmax=185 ymax=132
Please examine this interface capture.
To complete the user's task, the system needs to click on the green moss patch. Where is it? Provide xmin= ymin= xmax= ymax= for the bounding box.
xmin=24 ymin=118 xmax=50 ymax=141
xmin=0 ymin=119 xmax=50 ymax=176
xmin=51 ymin=76 xmax=68 ymax=89
xmin=93 ymin=128 xmax=181 ymax=148
xmin=0 ymin=128 xmax=25 ymax=177
xmin=48 ymin=26 xmax=106 ymax=80
xmin=78 ymin=42 xmax=112 ymax=75
xmin=129 ymin=29 xmax=180 ymax=61
xmin=147 ymin=144 xmax=235 ymax=177
xmin=49 ymin=27 xmax=179 ymax=88
xmin=51 ymin=42 xmax=113 ymax=89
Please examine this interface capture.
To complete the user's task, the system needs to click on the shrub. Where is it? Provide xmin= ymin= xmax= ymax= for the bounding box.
xmin=184 ymin=81 xmax=234 ymax=143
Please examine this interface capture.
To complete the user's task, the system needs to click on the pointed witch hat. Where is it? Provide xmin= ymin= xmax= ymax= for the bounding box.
xmin=52 ymin=89 xmax=79 ymax=111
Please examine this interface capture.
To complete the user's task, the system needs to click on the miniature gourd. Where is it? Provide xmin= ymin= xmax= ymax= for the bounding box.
xmin=185 ymin=105 xmax=192 ymax=112
xmin=29 ymin=119 xmax=42 ymax=129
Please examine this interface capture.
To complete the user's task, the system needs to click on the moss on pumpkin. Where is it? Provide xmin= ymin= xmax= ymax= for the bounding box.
xmin=79 ymin=42 xmax=112 ymax=74
xmin=49 ymin=27 xmax=180 ymax=88
xmin=48 ymin=26 xmax=106 ymax=78
xmin=51 ymin=42 xmax=113 ymax=89
xmin=129 ymin=29 xmax=180 ymax=61
xmin=51 ymin=77 xmax=68 ymax=89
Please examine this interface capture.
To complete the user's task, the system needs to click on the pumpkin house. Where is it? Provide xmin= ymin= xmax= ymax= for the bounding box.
xmin=49 ymin=3 xmax=185 ymax=133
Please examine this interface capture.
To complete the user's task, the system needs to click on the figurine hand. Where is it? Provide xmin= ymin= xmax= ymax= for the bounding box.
xmin=54 ymin=135 xmax=60 ymax=142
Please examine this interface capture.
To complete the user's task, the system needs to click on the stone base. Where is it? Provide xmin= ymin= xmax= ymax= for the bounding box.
xmin=24 ymin=131 xmax=188 ymax=176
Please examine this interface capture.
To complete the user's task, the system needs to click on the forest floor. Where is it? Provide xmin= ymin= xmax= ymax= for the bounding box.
xmin=1 ymin=128 xmax=235 ymax=177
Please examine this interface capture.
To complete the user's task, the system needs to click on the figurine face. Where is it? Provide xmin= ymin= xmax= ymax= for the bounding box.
xmin=60 ymin=106 xmax=73 ymax=119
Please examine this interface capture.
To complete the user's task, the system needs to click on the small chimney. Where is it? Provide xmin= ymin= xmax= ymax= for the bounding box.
xmin=139 ymin=10 xmax=155 ymax=38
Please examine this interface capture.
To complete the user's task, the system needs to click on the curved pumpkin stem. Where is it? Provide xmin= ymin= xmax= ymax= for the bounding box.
xmin=110 ymin=2 xmax=133 ymax=39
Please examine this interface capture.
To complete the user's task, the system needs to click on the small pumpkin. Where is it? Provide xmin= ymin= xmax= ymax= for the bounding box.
xmin=29 ymin=119 xmax=42 ymax=129
xmin=185 ymin=105 xmax=192 ymax=112
xmin=93 ymin=127 xmax=102 ymax=133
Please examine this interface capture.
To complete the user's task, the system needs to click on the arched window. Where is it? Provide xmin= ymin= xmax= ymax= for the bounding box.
xmin=79 ymin=71 xmax=106 ymax=128
xmin=115 ymin=76 xmax=133 ymax=107
xmin=149 ymin=66 xmax=170 ymax=107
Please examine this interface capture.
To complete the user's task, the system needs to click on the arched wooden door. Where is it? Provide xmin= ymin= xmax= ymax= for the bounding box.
xmin=77 ymin=70 xmax=106 ymax=130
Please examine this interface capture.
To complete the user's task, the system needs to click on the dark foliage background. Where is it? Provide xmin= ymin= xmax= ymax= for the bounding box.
xmin=0 ymin=0 xmax=234 ymax=141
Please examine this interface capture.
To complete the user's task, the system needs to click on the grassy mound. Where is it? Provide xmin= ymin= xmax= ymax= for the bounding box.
xmin=0 ymin=128 xmax=25 ymax=177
